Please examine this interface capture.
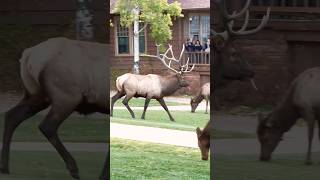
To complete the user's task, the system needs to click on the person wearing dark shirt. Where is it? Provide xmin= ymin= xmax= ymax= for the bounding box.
xmin=185 ymin=38 xmax=194 ymax=52
xmin=194 ymin=40 xmax=203 ymax=52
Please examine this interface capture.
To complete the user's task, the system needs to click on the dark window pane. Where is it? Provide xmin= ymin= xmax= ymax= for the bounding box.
xmin=139 ymin=35 xmax=145 ymax=53
xmin=118 ymin=37 xmax=129 ymax=54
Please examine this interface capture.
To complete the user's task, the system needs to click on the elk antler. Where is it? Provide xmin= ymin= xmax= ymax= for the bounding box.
xmin=212 ymin=0 xmax=270 ymax=41
xmin=142 ymin=44 xmax=195 ymax=74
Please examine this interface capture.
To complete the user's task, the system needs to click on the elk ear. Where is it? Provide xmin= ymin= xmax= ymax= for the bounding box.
xmin=196 ymin=127 xmax=202 ymax=137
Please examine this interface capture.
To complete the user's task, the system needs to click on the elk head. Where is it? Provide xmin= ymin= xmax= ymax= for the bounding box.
xmin=212 ymin=0 xmax=270 ymax=89
xmin=257 ymin=113 xmax=283 ymax=161
xmin=196 ymin=127 xmax=210 ymax=160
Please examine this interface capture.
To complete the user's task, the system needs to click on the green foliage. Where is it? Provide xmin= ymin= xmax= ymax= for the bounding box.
xmin=115 ymin=0 xmax=183 ymax=45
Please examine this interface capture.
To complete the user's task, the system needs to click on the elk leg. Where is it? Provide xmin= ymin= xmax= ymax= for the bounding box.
xmin=157 ymin=98 xmax=175 ymax=122
xmin=39 ymin=103 xmax=80 ymax=179
xmin=122 ymin=95 xmax=135 ymax=118
xmin=141 ymin=98 xmax=151 ymax=120
xmin=303 ymin=109 xmax=316 ymax=165
xmin=111 ymin=91 xmax=125 ymax=117
xmin=0 ymin=95 xmax=48 ymax=174
xmin=205 ymin=97 xmax=209 ymax=114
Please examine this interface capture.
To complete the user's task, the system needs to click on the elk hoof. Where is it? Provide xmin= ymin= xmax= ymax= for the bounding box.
xmin=205 ymin=112 xmax=208 ymax=114
xmin=170 ymin=119 xmax=176 ymax=122
xmin=141 ymin=117 xmax=145 ymax=120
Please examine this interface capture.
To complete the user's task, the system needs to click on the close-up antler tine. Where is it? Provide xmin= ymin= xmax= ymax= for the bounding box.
xmin=167 ymin=44 xmax=178 ymax=60
xmin=238 ymin=10 xmax=249 ymax=32
xmin=232 ymin=7 xmax=270 ymax=36
xmin=218 ymin=0 xmax=252 ymax=20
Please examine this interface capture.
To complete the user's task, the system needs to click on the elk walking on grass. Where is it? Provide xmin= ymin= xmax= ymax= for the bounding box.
xmin=191 ymin=82 xmax=210 ymax=114
xmin=111 ymin=45 xmax=195 ymax=122
xmin=257 ymin=67 xmax=320 ymax=164
xmin=0 ymin=37 xmax=109 ymax=179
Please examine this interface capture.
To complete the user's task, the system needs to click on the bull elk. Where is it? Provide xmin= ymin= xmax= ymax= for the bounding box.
xmin=111 ymin=44 xmax=195 ymax=122
xmin=195 ymin=0 xmax=270 ymax=160
xmin=257 ymin=67 xmax=320 ymax=164
xmin=191 ymin=82 xmax=210 ymax=114
xmin=211 ymin=0 xmax=270 ymax=89
xmin=0 ymin=37 xmax=109 ymax=179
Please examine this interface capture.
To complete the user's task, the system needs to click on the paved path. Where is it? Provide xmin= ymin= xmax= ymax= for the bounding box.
xmin=110 ymin=123 xmax=198 ymax=148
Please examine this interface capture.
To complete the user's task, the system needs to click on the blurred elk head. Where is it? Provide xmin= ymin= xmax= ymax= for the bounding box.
xmin=212 ymin=0 xmax=270 ymax=89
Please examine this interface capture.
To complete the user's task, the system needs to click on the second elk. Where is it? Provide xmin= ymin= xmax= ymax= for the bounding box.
xmin=111 ymin=45 xmax=195 ymax=121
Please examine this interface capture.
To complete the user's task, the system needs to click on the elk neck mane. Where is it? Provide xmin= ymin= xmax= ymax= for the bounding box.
xmin=159 ymin=74 xmax=181 ymax=96
xmin=267 ymin=85 xmax=300 ymax=133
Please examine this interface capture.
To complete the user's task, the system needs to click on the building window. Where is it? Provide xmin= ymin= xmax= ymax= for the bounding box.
xmin=115 ymin=17 xmax=146 ymax=55
xmin=189 ymin=14 xmax=210 ymax=44
xmin=117 ymin=23 xmax=129 ymax=54
xmin=139 ymin=23 xmax=146 ymax=53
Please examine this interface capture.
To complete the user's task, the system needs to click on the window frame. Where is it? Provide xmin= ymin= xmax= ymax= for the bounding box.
xmin=188 ymin=13 xmax=210 ymax=45
xmin=114 ymin=17 xmax=147 ymax=56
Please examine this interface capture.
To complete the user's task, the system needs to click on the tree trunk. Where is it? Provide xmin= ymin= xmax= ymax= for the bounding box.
xmin=133 ymin=7 xmax=140 ymax=74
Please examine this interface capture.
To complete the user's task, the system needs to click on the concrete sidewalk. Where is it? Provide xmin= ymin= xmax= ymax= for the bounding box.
xmin=110 ymin=123 xmax=198 ymax=148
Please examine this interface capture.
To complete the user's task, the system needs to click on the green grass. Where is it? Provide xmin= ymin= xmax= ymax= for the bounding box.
xmin=0 ymin=113 xmax=109 ymax=142
xmin=111 ymin=138 xmax=209 ymax=180
xmin=113 ymin=97 xmax=186 ymax=107
xmin=213 ymin=153 xmax=320 ymax=180
xmin=111 ymin=109 xmax=254 ymax=138
xmin=0 ymin=151 xmax=105 ymax=180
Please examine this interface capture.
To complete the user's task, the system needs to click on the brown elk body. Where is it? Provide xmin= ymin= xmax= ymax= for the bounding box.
xmin=257 ymin=67 xmax=320 ymax=164
xmin=111 ymin=45 xmax=194 ymax=122
xmin=196 ymin=119 xmax=212 ymax=160
xmin=111 ymin=73 xmax=189 ymax=121
xmin=195 ymin=0 xmax=270 ymax=160
xmin=191 ymin=83 xmax=210 ymax=114
xmin=0 ymin=37 xmax=108 ymax=179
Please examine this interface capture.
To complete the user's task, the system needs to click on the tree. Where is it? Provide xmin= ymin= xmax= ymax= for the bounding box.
xmin=115 ymin=0 xmax=183 ymax=74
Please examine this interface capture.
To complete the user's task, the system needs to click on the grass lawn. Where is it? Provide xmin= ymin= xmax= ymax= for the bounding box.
xmin=213 ymin=153 xmax=320 ymax=180
xmin=113 ymin=97 xmax=186 ymax=107
xmin=111 ymin=109 xmax=254 ymax=138
xmin=0 ymin=113 xmax=108 ymax=142
xmin=111 ymin=138 xmax=209 ymax=180
xmin=0 ymin=151 xmax=105 ymax=180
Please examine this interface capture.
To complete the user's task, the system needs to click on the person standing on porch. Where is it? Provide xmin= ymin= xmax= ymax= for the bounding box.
xmin=203 ymin=38 xmax=210 ymax=52
xmin=194 ymin=40 xmax=202 ymax=63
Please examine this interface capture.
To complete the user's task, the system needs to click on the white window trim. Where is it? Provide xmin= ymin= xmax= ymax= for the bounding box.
xmin=188 ymin=13 xmax=210 ymax=45
xmin=114 ymin=17 xmax=147 ymax=56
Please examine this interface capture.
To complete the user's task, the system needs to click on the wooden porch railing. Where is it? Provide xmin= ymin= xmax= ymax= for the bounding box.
xmin=184 ymin=52 xmax=210 ymax=65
